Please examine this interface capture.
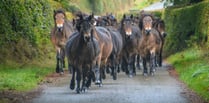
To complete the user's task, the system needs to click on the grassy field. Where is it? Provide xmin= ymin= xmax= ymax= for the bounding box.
xmin=166 ymin=48 xmax=209 ymax=101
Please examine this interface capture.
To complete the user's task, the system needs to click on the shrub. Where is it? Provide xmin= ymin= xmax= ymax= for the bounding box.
xmin=0 ymin=0 xmax=53 ymax=62
xmin=163 ymin=1 xmax=209 ymax=57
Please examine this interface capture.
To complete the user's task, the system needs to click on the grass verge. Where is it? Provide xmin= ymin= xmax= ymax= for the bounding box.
xmin=0 ymin=60 xmax=55 ymax=92
xmin=166 ymin=48 xmax=209 ymax=101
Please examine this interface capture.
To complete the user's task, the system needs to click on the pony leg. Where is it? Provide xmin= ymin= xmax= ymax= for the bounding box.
xmin=76 ymin=67 xmax=82 ymax=93
xmin=101 ymin=65 xmax=106 ymax=79
xmin=99 ymin=66 xmax=104 ymax=87
xmin=106 ymin=65 xmax=111 ymax=74
xmin=136 ymin=54 xmax=141 ymax=70
xmin=68 ymin=63 xmax=73 ymax=74
xmin=117 ymin=59 xmax=121 ymax=73
xmin=56 ymin=51 xmax=60 ymax=73
xmin=159 ymin=51 xmax=163 ymax=67
xmin=154 ymin=55 xmax=158 ymax=67
xmin=60 ymin=58 xmax=64 ymax=74
xmin=94 ymin=54 xmax=102 ymax=85
xmin=142 ymin=57 xmax=148 ymax=76
xmin=81 ymin=67 xmax=87 ymax=92
xmin=121 ymin=56 xmax=127 ymax=72
xmin=110 ymin=55 xmax=117 ymax=80
xmin=59 ymin=48 xmax=65 ymax=74
xmin=127 ymin=56 xmax=134 ymax=78
xmin=70 ymin=67 xmax=75 ymax=90
xmin=111 ymin=64 xmax=117 ymax=80
xmin=86 ymin=71 xmax=93 ymax=88
xmin=132 ymin=56 xmax=136 ymax=76
xmin=62 ymin=48 xmax=66 ymax=68
xmin=94 ymin=62 xmax=101 ymax=85
xmin=150 ymin=53 xmax=156 ymax=76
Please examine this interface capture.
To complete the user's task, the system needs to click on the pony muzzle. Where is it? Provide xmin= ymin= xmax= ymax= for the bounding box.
xmin=162 ymin=32 xmax=167 ymax=38
xmin=145 ymin=29 xmax=151 ymax=35
xmin=84 ymin=35 xmax=91 ymax=42
xmin=126 ymin=31 xmax=132 ymax=36
xmin=125 ymin=31 xmax=132 ymax=39
xmin=57 ymin=24 xmax=64 ymax=32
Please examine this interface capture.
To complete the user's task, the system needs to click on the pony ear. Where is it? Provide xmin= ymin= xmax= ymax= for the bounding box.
xmin=79 ymin=14 xmax=83 ymax=20
xmin=87 ymin=13 xmax=94 ymax=21
xmin=91 ymin=13 xmax=94 ymax=17
xmin=91 ymin=13 xmax=94 ymax=19
xmin=73 ymin=19 xmax=76 ymax=26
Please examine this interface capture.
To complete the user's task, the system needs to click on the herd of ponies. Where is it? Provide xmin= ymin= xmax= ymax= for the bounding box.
xmin=50 ymin=9 xmax=167 ymax=93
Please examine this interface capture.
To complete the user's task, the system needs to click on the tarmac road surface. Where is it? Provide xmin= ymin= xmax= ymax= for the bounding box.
xmin=32 ymin=64 xmax=189 ymax=103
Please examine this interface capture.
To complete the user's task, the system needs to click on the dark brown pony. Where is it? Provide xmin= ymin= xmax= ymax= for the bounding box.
xmin=105 ymin=13 xmax=118 ymax=27
xmin=66 ymin=14 xmax=100 ymax=93
xmin=153 ymin=18 xmax=167 ymax=67
xmin=119 ymin=14 xmax=141 ymax=77
xmin=72 ymin=13 xmax=113 ymax=87
xmin=50 ymin=9 xmax=75 ymax=74
xmin=95 ymin=13 xmax=117 ymax=28
xmin=138 ymin=13 xmax=162 ymax=76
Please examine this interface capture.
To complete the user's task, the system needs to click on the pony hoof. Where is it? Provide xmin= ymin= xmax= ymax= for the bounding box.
xmin=60 ymin=72 xmax=64 ymax=75
xmin=106 ymin=68 xmax=110 ymax=73
xmin=70 ymin=85 xmax=75 ymax=90
xmin=117 ymin=69 xmax=120 ymax=73
xmin=150 ymin=72 xmax=154 ymax=76
xmin=86 ymin=82 xmax=91 ymax=88
xmin=99 ymin=83 xmax=103 ymax=87
xmin=95 ymin=80 xmax=101 ymax=85
xmin=82 ymin=87 xmax=87 ymax=93
xmin=113 ymin=75 xmax=117 ymax=80
xmin=129 ymin=74 xmax=133 ymax=78
xmin=143 ymin=73 xmax=148 ymax=77
xmin=56 ymin=68 xmax=59 ymax=73
xmin=76 ymin=88 xmax=80 ymax=94
xmin=70 ymin=82 xmax=75 ymax=90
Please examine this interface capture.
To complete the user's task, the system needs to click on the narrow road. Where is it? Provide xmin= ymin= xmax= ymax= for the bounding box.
xmin=143 ymin=1 xmax=173 ymax=11
xmin=31 ymin=64 xmax=189 ymax=103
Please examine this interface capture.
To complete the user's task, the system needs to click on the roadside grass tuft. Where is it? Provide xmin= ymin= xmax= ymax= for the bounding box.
xmin=167 ymin=48 xmax=209 ymax=101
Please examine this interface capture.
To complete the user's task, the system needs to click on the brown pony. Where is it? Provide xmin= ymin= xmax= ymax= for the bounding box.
xmin=119 ymin=14 xmax=141 ymax=77
xmin=50 ymin=9 xmax=75 ymax=74
xmin=96 ymin=15 xmax=123 ymax=80
xmin=153 ymin=18 xmax=167 ymax=67
xmin=93 ymin=26 xmax=113 ymax=86
xmin=138 ymin=13 xmax=162 ymax=76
